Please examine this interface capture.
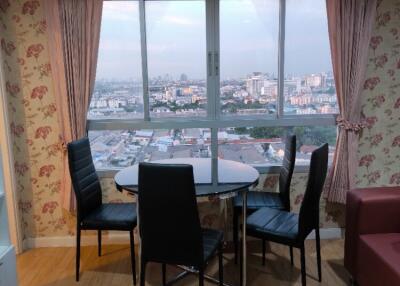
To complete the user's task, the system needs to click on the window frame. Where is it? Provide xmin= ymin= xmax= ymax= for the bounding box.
xmin=90 ymin=0 xmax=338 ymax=176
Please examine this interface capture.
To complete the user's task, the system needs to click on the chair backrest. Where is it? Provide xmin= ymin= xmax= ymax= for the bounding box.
xmin=67 ymin=137 xmax=102 ymax=223
xmin=279 ymin=134 xmax=296 ymax=211
xmin=298 ymin=143 xmax=328 ymax=240
xmin=138 ymin=162 xmax=203 ymax=267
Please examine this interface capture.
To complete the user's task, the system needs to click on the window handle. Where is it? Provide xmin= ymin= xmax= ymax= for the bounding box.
xmin=214 ymin=52 xmax=219 ymax=76
xmin=208 ymin=52 xmax=213 ymax=76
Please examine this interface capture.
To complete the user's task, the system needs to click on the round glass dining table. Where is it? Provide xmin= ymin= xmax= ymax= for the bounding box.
xmin=114 ymin=158 xmax=260 ymax=286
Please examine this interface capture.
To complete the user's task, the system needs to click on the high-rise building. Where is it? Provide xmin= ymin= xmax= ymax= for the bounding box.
xmin=304 ymin=73 xmax=327 ymax=88
xmin=246 ymin=73 xmax=264 ymax=97
xmin=180 ymin=73 xmax=188 ymax=81
xmin=165 ymin=90 xmax=175 ymax=102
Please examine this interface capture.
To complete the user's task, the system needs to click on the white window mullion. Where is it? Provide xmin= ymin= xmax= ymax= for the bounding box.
xmin=206 ymin=0 xmax=220 ymax=181
xmin=213 ymin=0 xmax=220 ymax=121
xmin=211 ymin=127 xmax=218 ymax=185
xmin=277 ymin=0 xmax=286 ymax=118
xmin=206 ymin=0 xmax=216 ymax=120
xmin=139 ymin=0 xmax=150 ymax=121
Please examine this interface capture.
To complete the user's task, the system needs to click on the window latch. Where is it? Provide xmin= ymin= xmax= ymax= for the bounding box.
xmin=214 ymin=52 xmax=219 ymax=77
xmin=208 ymin=52 xmax=213 ymax=76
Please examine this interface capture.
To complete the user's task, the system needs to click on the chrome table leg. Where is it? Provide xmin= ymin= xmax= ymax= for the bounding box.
xmin=241 ymin=190 xmax=247 ymax=286
xmin=175 ymin=266 xmax=233 ymax=286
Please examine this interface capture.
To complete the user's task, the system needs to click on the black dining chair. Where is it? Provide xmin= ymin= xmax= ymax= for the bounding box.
xmin=245 ymin=143 xmax=328 ymax=286
xmin=138 ymin=162 xmax=224 ymax=286
xmin=68 ymin=137 xmax=137 ymax=284
xmin=233 ymin=135 xmax=296 ymax=264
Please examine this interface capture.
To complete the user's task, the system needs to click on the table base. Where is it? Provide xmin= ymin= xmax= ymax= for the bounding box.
xmin=165 ymin=265 xmax=234 ymax=286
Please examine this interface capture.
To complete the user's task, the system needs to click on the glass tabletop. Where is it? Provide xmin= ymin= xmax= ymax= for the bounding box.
xmin=114 ymin=158 xmax=260 ymax=197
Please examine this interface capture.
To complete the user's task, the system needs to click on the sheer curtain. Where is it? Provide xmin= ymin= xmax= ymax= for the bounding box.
xmin=45 ymin=0 xmax=103 ymax=211
xmin=324 ymin=0 xmax=377 ymax=203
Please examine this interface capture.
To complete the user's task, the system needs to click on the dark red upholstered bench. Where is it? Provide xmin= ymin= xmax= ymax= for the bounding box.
xmin=345 ymin=187 xmax=400 ymax=286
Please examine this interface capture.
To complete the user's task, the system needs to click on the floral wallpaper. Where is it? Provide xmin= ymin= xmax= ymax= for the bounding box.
xmin=0 ymin=0 xmax=69 ymax=238
xmin=0 ymin=0 xmax=397 ymax=242
xmin=356 ymin=0 xmax=400 ymax=188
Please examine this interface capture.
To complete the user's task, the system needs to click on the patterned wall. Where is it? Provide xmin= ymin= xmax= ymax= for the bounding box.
xmin=0 ymin=0 xmax=397 ymax=241
xmin=356 ymin=0 xmax=400 ymax=188
xmin=0 ymin=0 xmax=69 ymax=239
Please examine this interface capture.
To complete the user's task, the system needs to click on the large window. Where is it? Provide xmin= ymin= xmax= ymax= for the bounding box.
xmin=220 ymin=0 xmax=279 ymax=116
xmin=89 ymin=1 xmax=143 ymax=120
xmin=284 ymin=0 xmax=337 ymax=115
xmin=88 ymin=0 xmax=337 ymax=172
xmin=146 ymin=1 xmax=207 ymax=118
xmin=89 ymin=128 xmax=210 ymax=169
xmin=218 ymin=126 xmax=336 ymax=167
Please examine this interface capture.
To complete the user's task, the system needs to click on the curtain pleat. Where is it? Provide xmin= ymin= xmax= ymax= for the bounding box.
xmin=324 ymin=0 xmax=377 ymax=203
xmin=44 ymin=0 xmax=103 ymax=211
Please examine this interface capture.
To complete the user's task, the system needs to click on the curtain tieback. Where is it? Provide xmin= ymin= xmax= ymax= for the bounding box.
xmin=60 ymin=137 xmax=68 ymax=153
xmin=336 ymin=116 xmax=365 ymax=133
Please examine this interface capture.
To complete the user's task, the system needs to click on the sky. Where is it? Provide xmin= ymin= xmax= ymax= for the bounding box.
xmin=95 ymin=0 xmax=333 ymax=81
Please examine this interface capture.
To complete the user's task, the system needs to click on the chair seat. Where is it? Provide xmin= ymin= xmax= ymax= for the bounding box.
xmin=246 ymin=207 xmax=299 ymax=244
xmin=81 ymin=203 xmax=137 ymax=231
xmin=202 ymin=228 xmax=223 ymax=262
xmin=233 ymin=191 xmax=284 ymax=210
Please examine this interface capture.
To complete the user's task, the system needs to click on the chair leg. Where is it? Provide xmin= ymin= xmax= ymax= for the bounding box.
xmin=162 ymin=263 xmax=166 ymax=285
xmin=233 ymin=208 xmax=239 ymax=265
xmin=76 ymin=227 xmax=81 ymax=282
xmin=315 ymin=227 xmax=322 ymax=282
xmin=290 ymin=246 xmax=294 ymax=266
xmin=199 ymin=268 xmax=204 ymax=286
xmin=140 ymin=259 xmax=146 ymax=286
xmin=129 ymin=230 xmax=137 ymax=285
xmin=239 ymin=238 xmax=243 ymax=286
xmin=300 ymin=244 xmax=306 ymax=286
xmin=349 ymin=276 xmax=358 ymax=286
xmin=98 ymin=230 xmax=101 ymax=257
xmin=218 ymin=243 xmax=224 ymax=286
xmin=262 ymin=239 xmax=266 ymax=266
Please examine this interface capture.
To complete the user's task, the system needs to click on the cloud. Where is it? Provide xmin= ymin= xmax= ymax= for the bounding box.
xmin=102 ymin=2 xmax=139 ymax=22
xmin=147 ymin=43 xmax=176 ymax=53
xmin=161 ymin=15 xmax=200 ymax=26
xmin=99 ymin=40 xmax=141 ymax=53
xmin=222 ymin=38 xmax=278 ymax=53
xmin=286 ymin=0 xmax=326 ymax=19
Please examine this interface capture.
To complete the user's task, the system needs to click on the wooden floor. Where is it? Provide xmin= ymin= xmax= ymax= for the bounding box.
xmin=17 ymin=239 xmax=349 ymax=286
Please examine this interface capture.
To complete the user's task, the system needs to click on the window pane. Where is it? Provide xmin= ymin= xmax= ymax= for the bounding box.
xmin=89 ymin=1 xmax=143 ymax=120
xmin=89 ymin=128 xmax=210 ymax=170
xmin=146 ymin=1 xmax=207 ymax=118
xmin=284 ymin=0 xmax=338 ymax=115
xmin=218 ymin=126 xmax=336 ymax=166
xmin=220 ymin=0 xmax=279 ymax=116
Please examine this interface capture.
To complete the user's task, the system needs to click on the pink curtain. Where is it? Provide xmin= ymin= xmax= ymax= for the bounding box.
xmin=324 ymin=0 xmax=377 ymax=203
xmin=44 ymin=0 xmax=103 ymax=211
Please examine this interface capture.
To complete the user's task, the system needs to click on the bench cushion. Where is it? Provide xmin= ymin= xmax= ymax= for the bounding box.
xmin=357 ymin=233 xmax=400 ymax=286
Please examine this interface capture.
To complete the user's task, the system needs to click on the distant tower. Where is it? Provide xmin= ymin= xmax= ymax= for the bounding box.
xmin=180 ymin=73 xmax=188 ymax=82
xmin=246 ymin=73 xmax=264 ymax=97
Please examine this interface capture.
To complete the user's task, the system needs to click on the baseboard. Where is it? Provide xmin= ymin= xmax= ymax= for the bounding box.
xmin=23 ymin=227 xmax=344 ymax=250
xmin=23 ymin=232 xmax=134 ymax=250
xmin=306 ymin=228 xmax=344 ymax=240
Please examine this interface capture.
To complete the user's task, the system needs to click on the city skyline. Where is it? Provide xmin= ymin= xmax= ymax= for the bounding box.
xmin=94 ymin=71 xmax=333 ymax=82
xmin=89 ymin=68 xmax=337 ymax=169
xmin=90 ymin=70 xmax=337 ymax=120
